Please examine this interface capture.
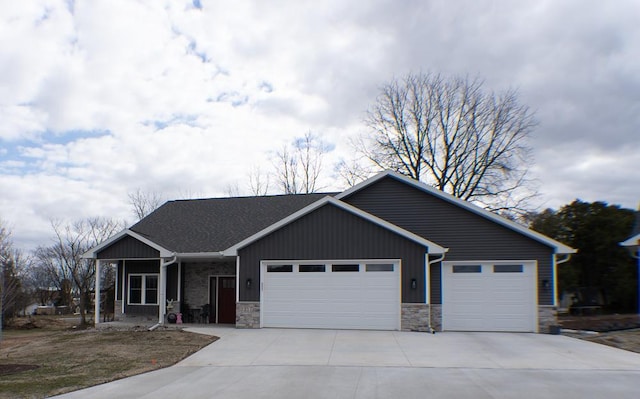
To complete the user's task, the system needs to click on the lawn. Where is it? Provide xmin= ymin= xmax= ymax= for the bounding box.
xmin=0 ymin=316 xmax=217 ymax=399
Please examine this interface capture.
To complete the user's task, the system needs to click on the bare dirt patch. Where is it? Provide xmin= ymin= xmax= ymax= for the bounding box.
xmin=559 ymin=314 xmax=640 ymax=354
xmin=0 ymin=316 xmax=217 ymax=398
xmin=559 ymin=314 xmax=640 ymax=332
xmin=580 ymin=329 xmax=640 ymax=354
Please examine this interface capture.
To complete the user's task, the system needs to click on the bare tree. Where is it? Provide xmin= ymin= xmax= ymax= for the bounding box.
xmin=357 ymin=71 xmax=538 ymax=216
xmin=274 ymin=131 xmax=328 ymax=194
xmin=128 ymin=189 xmax=164 ymax=220
xmin=224 ymin=182 xmax=241 ymax=197
xmin=248 ymin=166 xmax=270 ymax=196
xmin=1 ymin=220 xmax=32 ymax=333
xmin=34 ymin=217 xmax=125 ymax=327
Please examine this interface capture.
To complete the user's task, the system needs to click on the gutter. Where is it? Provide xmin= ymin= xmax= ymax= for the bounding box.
xmin=427 ymin=253 xmax=446 ymax=334
xmin=552 ymin=253 xmax=572 ymax=309
xmin=149 ymin=254 xmax=177 ymax=331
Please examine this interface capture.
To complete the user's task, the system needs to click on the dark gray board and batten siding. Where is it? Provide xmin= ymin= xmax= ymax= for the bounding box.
xmin=238 ymin=203 xmax=429 ymax=303
xmin=96 ymin=235 xmax=160 ymax=259
xmin=342 ymin=176 xmax=556 ymax=306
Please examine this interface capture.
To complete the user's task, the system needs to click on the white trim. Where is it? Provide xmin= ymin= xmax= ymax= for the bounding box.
xmin=621 ymin=233 xmax=640 ymax=247
xmin=178 ymin=252 xmax=226 ymax=259
xmin=121 ymin=260 xmax=126 ymax=314
xmin=82 ymin=229 xmax=174 ymax=259
xmin=235 ymin=256 xmax=241 ymax=303
xmin=94 ymin=260 xmax=101 ymax=325
xmin=127 ymin=273 xmax=160 ymax=305
xmin=223 ymin=196 xmax=447 ymax=256
xmin=337 ymin=171 xmax=576 ymax=254
xmin=177 ymin=261 xmax=182 ymax=304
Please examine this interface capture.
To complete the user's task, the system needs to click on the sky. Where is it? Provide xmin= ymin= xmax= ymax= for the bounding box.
xmin=1 ymin=0 xmax=638 ymax=250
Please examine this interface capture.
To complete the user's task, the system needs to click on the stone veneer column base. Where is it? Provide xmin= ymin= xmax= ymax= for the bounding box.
xmin=401 ymin=303 xmax=442 ymax=332
xmin=538 ymin=306 xmax=558 ymax=333
xmin=236 ymin=302 xmax=260 ymax=328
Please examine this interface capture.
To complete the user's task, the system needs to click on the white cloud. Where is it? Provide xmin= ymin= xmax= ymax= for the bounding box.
xmin=0 ymin=0 xmax=639 ymax=250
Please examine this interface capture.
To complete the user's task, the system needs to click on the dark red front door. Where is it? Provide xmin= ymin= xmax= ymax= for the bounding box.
xmin=217 ymin=277 xmax=236 ymax=324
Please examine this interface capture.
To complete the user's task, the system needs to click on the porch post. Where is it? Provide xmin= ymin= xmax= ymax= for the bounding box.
xmin=94 ymin=259 xmax=101 ymax=325
xmin=159 ymin=260 xmax=167 ymax=324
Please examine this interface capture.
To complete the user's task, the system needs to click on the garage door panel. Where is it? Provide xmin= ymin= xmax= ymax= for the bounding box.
xmin=443 ymin=261 xmax=536 ymax=332
xmin=262 ymin=261 xmax=400 ymax=330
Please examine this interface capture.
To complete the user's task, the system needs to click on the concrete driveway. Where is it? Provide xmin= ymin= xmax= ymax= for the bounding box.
xmin=56 ymin=327 xmax=640 ymax=398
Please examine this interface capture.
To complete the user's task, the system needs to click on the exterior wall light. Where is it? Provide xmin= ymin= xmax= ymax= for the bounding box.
xmin=542 ymin=279 xmax=550 ymax=291
xmin=411 ymin=278 xmax=417 ymax=289
xmin=246 ymin=278 xmax=252 ymax=289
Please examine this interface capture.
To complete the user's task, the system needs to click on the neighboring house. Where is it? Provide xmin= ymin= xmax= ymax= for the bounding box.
xmin=620 ymin=208 xmax=640 ymax=313
xmin=83 ymin=171 xmax=575 ymax=333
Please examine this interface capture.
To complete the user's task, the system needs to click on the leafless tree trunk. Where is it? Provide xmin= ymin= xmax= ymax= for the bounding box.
xmin=128 ymin=189 xmax=164 ymax=220
xmin=358 ymin=72 xmax=538 ymax=217
xmin=248 ymin=166 xmax=270 ymax=196
xmin=34 ymin=217 xmax=125 ymax=327
xmin=1 ymin=221 xmax=31 ymax=327
xmin=274 ymin=131 xmax=328 ymax=194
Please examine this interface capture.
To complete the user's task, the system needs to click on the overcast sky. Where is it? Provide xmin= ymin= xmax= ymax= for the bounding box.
xmin=1 ymin=0 xmax=638 ymax=250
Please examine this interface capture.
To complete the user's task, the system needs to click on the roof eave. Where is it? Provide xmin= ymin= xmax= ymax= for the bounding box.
xmin=338 ymin=170 xmax=577 ymax=254
xmin=81 ymin=229 xmax=174 ymax=259
xmin=223 ymin=196 xmax=448 ymax=256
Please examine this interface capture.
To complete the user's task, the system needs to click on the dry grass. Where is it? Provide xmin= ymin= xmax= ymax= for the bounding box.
xmin=579 ymin=329 xmax=640 ymax=354
xmin=0 ymin=316 xmax=217 ymax=398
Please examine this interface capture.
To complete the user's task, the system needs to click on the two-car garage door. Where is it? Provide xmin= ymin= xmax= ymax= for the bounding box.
xmin=261 ymin=260 xmax=400 ymax=330
xmin=442 ymin=261 xmax=536 ymax=332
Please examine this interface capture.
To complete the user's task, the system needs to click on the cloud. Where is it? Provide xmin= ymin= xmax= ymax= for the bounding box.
xmin=0 ymin=0 xmax=639 ymax=250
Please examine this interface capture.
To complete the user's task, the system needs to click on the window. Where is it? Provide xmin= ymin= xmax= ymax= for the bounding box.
xmin=128 ymin=274 xmax=158 ymax=305
xmin=267 ymin=265 xmax=293 ymax=272
xmin=366 ymin=264 xmax=394 ymax=272
xmin=299 ymin=264 xmax=326 ymax=272
xmin=452 ymin=265 xmax=481 ymax=273
xmin=493 ymin=264 xmax=523 ymax=273
xmin=332 ymin=264 xmax=359 ymax=272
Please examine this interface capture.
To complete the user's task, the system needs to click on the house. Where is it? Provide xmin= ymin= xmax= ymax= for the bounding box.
xmin=83 ymin=171 xmax=575 ymax=333
xmin=620 ymin=209 xmax=640 ymax=313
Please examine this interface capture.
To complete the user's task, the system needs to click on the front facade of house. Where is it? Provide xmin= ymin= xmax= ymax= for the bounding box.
xmin=84 ymin=171 xmax=575 ymax=333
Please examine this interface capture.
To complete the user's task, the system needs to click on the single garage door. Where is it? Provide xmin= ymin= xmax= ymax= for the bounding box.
xmin=261 ymin=261 xmax=400 ymax=330
xmin=442 ymin=261 xmax=536 ymax=332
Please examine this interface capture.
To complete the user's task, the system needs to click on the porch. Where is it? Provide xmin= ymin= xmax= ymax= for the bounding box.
xmin=98 ymin=258 xmax=237 ymax=327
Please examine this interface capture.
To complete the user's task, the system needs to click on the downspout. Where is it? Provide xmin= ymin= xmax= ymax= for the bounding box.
xmin=149 ymin=254 xmax=177 ymax=331
xmin=427 ymin=253 xmax=446 ymax=334
xmin=553 ymin=254 xmax=572 ymax=308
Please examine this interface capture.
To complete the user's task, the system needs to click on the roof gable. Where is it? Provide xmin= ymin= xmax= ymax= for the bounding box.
xmin=223 ymin=196 xmax=447 ymax=256
xmin=82 ymin=229 xmax=173 ymax=259
xmin=338 ymin=171 xmax=575 ymax=254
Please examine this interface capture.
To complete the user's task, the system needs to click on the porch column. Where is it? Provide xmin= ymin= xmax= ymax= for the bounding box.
xmin=94 ymin=259 xmax=101 ymax=325
xmin=159 ymin=260 xmax=167 ymax=324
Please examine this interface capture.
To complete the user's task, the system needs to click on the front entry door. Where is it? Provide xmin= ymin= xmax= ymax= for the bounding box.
xmin=210 ymin=276 xmax=236 ymax=324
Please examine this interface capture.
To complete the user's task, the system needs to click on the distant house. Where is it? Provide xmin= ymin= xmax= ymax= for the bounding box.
xmin=620 ymin=209 xmax=640 ymax=313
xmin=83 ymin=171 xmax=575 ymax=333
xmin=620 ymin=209 xmax=640 ymax=256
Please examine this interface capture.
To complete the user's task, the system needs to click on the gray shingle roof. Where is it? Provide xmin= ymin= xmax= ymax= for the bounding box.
xmin=130 ymin=193 xmax=334 ymax=253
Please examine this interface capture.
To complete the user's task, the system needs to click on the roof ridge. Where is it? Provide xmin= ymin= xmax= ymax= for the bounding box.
xmin=168 ymin=192 xmax=338 ymax=202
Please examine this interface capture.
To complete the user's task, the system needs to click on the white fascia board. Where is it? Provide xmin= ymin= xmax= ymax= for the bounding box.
xmin=337 ymin=170 xmax=576 ymax=254
xmin=620 ymin=234 xmax=640 ymax=247
xmin=81 ymin=229 xmax=174 ymax=259
xmin=223 ymin=196 xmax=448 ymax=256
xmin=176 ymin=252 xmax=227 ymax=260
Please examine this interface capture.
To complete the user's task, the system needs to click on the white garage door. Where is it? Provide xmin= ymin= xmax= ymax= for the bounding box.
xmin=261 ymin=261 xmax=400 ymax=330
xmin=442 ymin=261 xmax=536 ymax=332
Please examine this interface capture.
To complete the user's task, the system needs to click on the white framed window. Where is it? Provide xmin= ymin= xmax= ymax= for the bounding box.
xmin=128 ymin=274 xmax=159 ymax=305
